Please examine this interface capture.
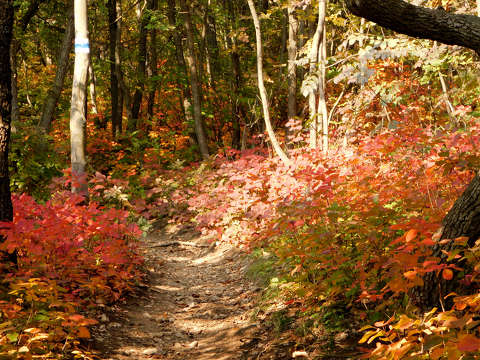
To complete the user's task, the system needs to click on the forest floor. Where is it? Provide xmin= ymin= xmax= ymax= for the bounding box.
xmin=91 ymin=220 xmax=360 ymax=360
xmin=92 ymin=221 xmax=278 ymax=360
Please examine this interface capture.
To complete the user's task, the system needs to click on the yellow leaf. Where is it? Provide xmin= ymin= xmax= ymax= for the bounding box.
xmin=18 ymin=346 xmax=29 ymax=353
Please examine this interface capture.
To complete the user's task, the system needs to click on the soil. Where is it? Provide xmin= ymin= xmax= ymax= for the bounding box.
xmin=92 ymin=222 xmax=266 ymax=360
xmin=91 ymin=222 xmax=361 ymax=360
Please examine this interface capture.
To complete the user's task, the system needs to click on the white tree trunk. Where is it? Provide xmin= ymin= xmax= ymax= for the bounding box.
xmin=70 ymin=0 xmax=89 ymax=196
xmin=88 ymin=52 xmax=98 ymax=114
xmin=247 ymin=0 xmax=291 ymax=166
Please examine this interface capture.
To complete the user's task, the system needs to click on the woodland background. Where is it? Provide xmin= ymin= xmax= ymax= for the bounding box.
xmin=1 ymin=0 xmax=480 ymax=358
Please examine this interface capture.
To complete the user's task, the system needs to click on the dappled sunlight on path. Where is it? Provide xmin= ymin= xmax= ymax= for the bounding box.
xmin=93 ymin=223 xmax=262 ymax=360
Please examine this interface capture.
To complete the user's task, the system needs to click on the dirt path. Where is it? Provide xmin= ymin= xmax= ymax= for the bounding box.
xmin=93 ymin=223 xmax=264 ymax=360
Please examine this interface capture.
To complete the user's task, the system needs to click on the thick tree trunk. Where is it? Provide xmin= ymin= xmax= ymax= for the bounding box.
xmin=415 ymin=174 xmax=480 ymax=308
xmin=0 ymin=0 xmax=14 ymax=263
xmin=179 ymin=0 xmax=209 ymax=160
xmin=247 ymin=0 xmax=291 ymax=166
xmin=345 ymin=0 xmax=480 ymax=310
xmin=38 ymin=1 xmax=74 ymax=132
xmin=70 ymin=0 xmax=89 ymax=196
xmin=345 ymin=0 xmax=480 ymax=54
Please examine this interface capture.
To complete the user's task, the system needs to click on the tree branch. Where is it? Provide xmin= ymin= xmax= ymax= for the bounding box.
xmin=345 ymin=0 xmax=480 ymax=53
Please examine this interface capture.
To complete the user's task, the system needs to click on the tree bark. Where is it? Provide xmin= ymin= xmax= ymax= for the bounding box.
xmin=344 ymin=0 xmax=480 ymax=54
xmin=413 ymin=174 xmax=480 ymax=308
xmin=0 ymin=0 xmax=14 ymax=263
xmin=247 ymin=0 xmax=291 ymax=166
xmin=38 ymin=1 xmax=74 ymax=132
xmin=88 ymin=51 xmax=98 ymax=114
xmin=320 ymin=13 xmax=328 ymax=153
xmin=70 ymin=0 xmax=89 ymax=196
xmin=116 ymin=0 xmax=124 ymax=134
xmin=224 ymin=0 xmax=244 ymax=150
xmin=179 ymin=0 xmax=209 ymax=160
xmin=108 ymin=0 xmax=120 ymax=135
xmin=19 ymin=0 xmax=45 ymax=32
xmin=307 ymin=0 xmax=326 ymax=149
xmin=130 ymin=0 xmax=153 ymax=129
xmin=287 ymin=2 xmax=298 ymax=126
xmin=147 ymin=0 xmax=158 ymax=119
xmin=10 ymin=40 xmax=18 ymax=129
xmin=345 ymin=0 xmax=480 ymax=309
xmin=205 ymin=0 xmax=219 ymax=88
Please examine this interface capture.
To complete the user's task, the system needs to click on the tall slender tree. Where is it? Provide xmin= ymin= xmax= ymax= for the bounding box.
xmin=130 ymin=0 xmax=154 ymax=130
xmin=179 ymin=0 xmax=209 ymax=160
xmin=108 ymin=0 xmax=121 ymax=136
xmin=38 ymin=0 xmax=74 ymax=132
xmin=247 ymin=0 xmax=291 ymax=166
xmin=70 ymin=0 xmax=89 ymax=196
xmin=287 ymin=1 xmax=298 ymax=126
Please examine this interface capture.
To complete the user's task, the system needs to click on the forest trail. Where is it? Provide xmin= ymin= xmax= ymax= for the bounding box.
xmin=93 ymin=222 xmax=265 ymax=360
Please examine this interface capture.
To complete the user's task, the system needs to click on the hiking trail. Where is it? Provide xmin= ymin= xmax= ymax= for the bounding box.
xmin=93 ymin=222 xmax=267 ymax=360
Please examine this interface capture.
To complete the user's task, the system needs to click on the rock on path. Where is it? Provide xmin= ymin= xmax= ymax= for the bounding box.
xmin=93 ymin=223 xmax=262 ymax=360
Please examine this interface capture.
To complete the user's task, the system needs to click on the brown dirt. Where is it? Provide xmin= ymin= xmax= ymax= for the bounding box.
xmin=92 ymin=223 xmax=265 ymax=360
xmin=90 ymin=222 xmax=361 ymax=360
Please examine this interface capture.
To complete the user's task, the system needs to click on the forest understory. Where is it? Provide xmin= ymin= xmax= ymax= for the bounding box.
xmin=4 ymin=0 xmax=480 ymax=359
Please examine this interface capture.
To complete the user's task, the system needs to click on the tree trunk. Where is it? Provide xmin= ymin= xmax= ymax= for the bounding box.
xmin=88 ymin=52 xmax=98 ymax=114
xmin=223 ymin=0 xmax=244 ymax=150
xmin=116 ymin=0 xmax=123 ymax=134
xmin=130 ymin=0 xmax=152 ymax=130
xmin=413 ymin=174 xmax=480 ymax=308
xmin=70 ymin=0 xmax=89 ymax=196
xmin=108 ymin=0 xmax=120 ymax=135
xmin=205 ymin=0 xmax=219 ymax=88
xmin=179 ymin=0 xmax=209 ymax=160
xmin=287 ymin=2 xmax=298 ymax=126
xmin=280 ymin=9 xmax=288 ymax=64
xmin=345 ymin=0 xmax=480 ymax=310
xmin=147 ymin=0 xmax=158 ymax=119
xmin=320 ymin=12 xmax=328 ymax=153
xmin=247 ymin=0 xmax=291 ymax=166
xmin=0 ymin=0 xmax=14 ymax=262
xmin=38 ymin=1 xmax=74 ymax=132
xmin=10 ymin=40 xmax=18 ymax=129
xmin=166 ymin=0 xmax=192 ymax=133
xmin=307 ymin=0 xmax=326 ymax=149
